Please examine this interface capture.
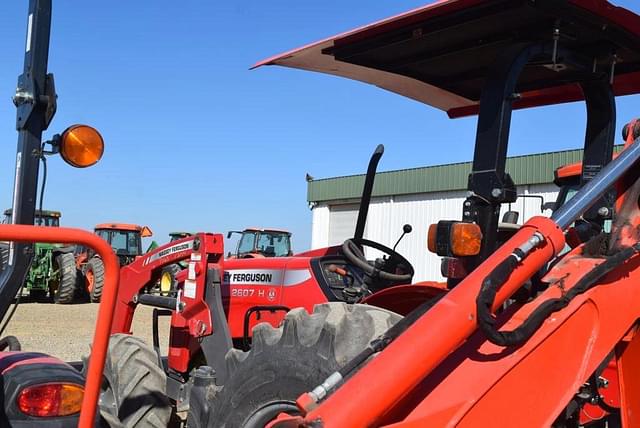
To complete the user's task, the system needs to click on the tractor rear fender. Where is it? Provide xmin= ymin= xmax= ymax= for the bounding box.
xmin=361 ymin=282 xmax=448 ymax=316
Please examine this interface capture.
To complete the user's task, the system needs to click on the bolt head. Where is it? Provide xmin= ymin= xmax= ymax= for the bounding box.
xmin=491 ymin=188 xmax=502 ymax=198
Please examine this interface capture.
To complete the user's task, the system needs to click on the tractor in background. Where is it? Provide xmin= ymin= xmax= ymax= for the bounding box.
xmin=227 ymin=227 xmax=293 ymax=258
xmin=1 ymin=209 xmax=77 ymax=303
xmin=75 ymin=223 xmax=152 ymax=302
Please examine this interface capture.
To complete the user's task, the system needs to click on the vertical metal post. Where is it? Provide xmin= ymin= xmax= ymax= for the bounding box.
xmin=0 ymin=0 xmax=53 ymax=321
xmin=462 ymin=43 xmax=545 ymax=272
xmin=580 ymin=79 xmax=616 ymax=221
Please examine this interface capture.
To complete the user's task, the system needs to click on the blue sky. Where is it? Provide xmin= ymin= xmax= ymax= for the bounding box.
xmin=0 ymin=1 xmax=638 ymax=251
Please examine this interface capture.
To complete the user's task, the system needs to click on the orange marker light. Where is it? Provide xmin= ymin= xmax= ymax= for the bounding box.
xmin=427 ymin=224 xmax=438 ymax=253
xmin=428 ymin=221 xmax=483 ymax=257
xmin=450 ymin=222 xmax=482 ymax=256
xmin=59 ymin=125 xmax=104 ymax=168
xmin=17 ymin=383 xmax=84 ymax=417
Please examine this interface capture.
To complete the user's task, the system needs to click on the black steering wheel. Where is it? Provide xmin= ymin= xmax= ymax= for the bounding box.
xmin=342 ymin=238 xmax=414 ymax=283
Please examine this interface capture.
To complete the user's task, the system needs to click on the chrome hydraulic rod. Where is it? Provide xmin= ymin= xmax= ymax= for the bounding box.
xmin=552 ymin=138 xmax=640 ymax=229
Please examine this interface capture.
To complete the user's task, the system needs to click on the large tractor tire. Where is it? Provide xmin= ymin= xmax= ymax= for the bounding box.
xmin=99 ymin=334 xmax=172 ymax=427
xmin=159 ymin=264 xmax=181 ymax=296
xmin=190 ymin=303 xmax=401 ymax=428
xmin=86 ymin=256 xmax=105 ymax=303
xmin=53 ymin=253 xmax=77 ymax=304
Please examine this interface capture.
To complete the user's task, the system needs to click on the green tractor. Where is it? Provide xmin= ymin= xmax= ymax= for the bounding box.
xmin=1 ymin=209 xmax=77 ymax=303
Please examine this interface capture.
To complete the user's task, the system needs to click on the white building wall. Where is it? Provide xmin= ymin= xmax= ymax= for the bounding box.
xmin=311 ymin=183 xmax=558 ymax=282
xmin=310 ymin=203 xmax=330 ymax=249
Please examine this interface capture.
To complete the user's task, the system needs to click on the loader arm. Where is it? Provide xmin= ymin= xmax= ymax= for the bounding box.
xmin=110 ymin=234 xmax=198 ymax=334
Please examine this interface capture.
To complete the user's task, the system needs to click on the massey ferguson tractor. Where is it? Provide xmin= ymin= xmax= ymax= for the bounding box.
xmin=104 ymin=143 xmax=416 ymax=426
xmin=0 ymin=0 xmax=118 ymax=426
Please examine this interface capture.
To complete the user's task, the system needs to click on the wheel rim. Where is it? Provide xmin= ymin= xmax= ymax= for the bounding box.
xmin=160 ymin=272 xmax=172 ymax=294
xmin=86 ymin=269 xmax=94 ymax=293
xmin=243 ymin=401 xmax=299 ymax=428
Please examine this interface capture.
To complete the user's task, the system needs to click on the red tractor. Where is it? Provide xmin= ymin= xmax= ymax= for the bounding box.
xmin=75 ymin=223 xmax=152 ymax=302
xmin=0 ymin=1 xmax=118 ymax=426
xmin=101 ymin=1 xmax=640 ymax=427
xmin=53 ymin=1 xmax=637 ymax=428
xmin=227 ymin=228 xmax=293 ymax=259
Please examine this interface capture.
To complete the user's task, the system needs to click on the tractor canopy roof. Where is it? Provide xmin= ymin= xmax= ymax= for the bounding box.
xmin=95 ymin=223 xmax=145 ymax=232
xmin=254 ymin=0 xmax=640 ymax=118
xmin=3 ymin=208 xmax=61 ymax=218
xmin=169 ymin=232 xmax=193 ymax=237
xmin=244 ymin=228 xmax=291 ymax=235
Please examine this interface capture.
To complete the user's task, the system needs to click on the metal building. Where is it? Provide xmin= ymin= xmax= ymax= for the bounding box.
xmin=307 ymin=148 xmax=586 ymax=282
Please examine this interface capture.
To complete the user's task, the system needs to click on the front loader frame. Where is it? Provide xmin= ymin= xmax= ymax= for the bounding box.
xmin=110 ymin=233 xmax=233 ymax=407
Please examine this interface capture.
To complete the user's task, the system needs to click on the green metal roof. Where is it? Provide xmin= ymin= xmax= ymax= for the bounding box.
xmin=307 ymin=147 xmax=595 ymax=203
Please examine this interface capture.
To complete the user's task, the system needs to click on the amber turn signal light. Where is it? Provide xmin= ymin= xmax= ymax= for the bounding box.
xmin=59 ymin=124 xmax=104 ymax=168
xmin=450 ymin=222 xmax=482 ymax=256
xmin=17 ymin=383 xmax=84 ymax=417
xmin=428 ymin=221 xmax=483 ymax=257
xmin=427 ymin=224 xmax=438 ymax=253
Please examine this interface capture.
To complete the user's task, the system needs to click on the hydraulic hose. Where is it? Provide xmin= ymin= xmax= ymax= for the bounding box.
xmin=477 ymin=240 xmax=640 ymax=347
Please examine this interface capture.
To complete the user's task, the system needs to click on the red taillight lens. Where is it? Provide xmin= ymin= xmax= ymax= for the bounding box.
xmin=17 ymin=383 xmax=84 ymax=417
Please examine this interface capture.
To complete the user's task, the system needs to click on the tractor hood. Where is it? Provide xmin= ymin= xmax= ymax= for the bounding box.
xmin=253 ymin=0 xmax=640 ymax=118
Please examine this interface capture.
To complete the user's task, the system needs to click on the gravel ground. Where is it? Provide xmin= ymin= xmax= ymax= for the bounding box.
xmin=2 ymin=300 xmax=171 ymax=362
